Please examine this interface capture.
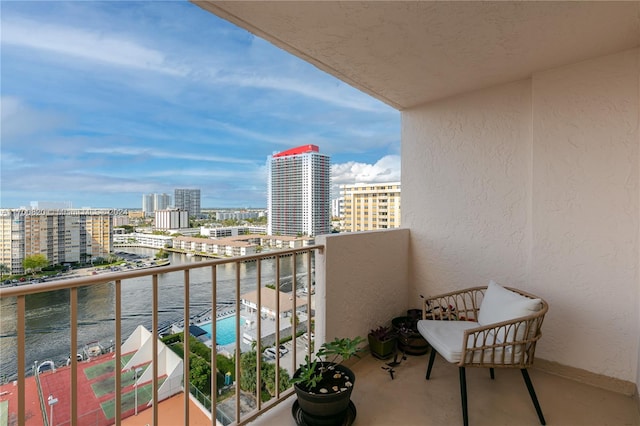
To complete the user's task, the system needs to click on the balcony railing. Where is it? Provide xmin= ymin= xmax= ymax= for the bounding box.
xmin=0 ymin=245 xmax=322 ymax=426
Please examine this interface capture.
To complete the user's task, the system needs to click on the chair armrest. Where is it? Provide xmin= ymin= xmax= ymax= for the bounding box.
xmin=422 ymin=286 xmax=486 ymax=321
xmin=459 ymin=304 xmax=547 ymax=368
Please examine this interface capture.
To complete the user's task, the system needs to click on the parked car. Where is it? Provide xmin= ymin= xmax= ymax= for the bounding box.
xmin=263 ymin=347 xmax=277 ymax=359
xmin=264 ymin=345 xmax=288 ymax=359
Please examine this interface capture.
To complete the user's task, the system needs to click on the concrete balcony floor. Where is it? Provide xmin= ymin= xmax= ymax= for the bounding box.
xmin=252 ymin=351 xmax=640 ymax=426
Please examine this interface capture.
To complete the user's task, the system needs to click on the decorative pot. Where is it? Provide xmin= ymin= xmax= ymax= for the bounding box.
xmin=392 ymin=316 xmax=429 ymax=356
xmin=367 ymin=334 xmax=396 ymax=360
xmin=293 ymin=362 xmax=355 ymax=425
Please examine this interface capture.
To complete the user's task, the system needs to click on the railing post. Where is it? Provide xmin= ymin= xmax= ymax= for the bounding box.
xmin=234 ymin=263 xmax=241 ymax=423
xmin=17 ymin=295 xmax=25 ymax=426
xmin=210 ymin=265 xmax=217 ymax=426
xmin=70 ymin=287 xmax=78 ymax=426
xmin=152 ymin=274 xmax=159 ymax=426
xmin=114 ymin=279 xmax=122 ymax=425
xmin=183 ymin=270 xmax=190 ymax=426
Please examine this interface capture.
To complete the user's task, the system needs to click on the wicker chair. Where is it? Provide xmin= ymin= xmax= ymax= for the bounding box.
xmin=417 ymin=281 xmax=548 ymax=426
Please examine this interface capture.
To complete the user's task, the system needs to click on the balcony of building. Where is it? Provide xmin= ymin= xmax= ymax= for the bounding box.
xmin=191 ymin=2 xmax=640 ymax=423
xmin=3 ymin=230 xmax=638 ymax=426
xmin=2 ymin=1 xmax=640 ymax=425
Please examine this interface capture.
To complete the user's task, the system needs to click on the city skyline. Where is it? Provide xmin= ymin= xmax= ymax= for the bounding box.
xmin=0 ymin=1 xmax=400 ymax=209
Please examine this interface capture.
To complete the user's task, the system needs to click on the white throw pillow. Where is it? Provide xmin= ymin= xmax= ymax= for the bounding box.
xmin=478 ymin=280 xmax=542 ymax=343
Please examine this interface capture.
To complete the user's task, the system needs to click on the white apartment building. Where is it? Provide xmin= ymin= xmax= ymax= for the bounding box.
xmin=0 ymin=209 xmax=112 ymax=274
xmin=214 ymin=210 xmax=263 ymax=221
xmin=341 ymin=182 xmax=401 ymax=232
xmin=267 ymin=144 xmax=331 ymax=237
xmin=113 ymin=233 xmax=173 ymax=249
xmin=331 ymin=198 xmax=342 ymax=218
xmin=173 ymin=236 xmax=258 ymax=257
xmin=200 ymin=225 xmax=267 ymax=238
xmin=155 ymin=209 xmax=189 ymax=230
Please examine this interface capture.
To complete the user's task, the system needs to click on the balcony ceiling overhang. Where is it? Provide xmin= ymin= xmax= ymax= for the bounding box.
xmin=194 ymin=1 xmax=640 ymax=110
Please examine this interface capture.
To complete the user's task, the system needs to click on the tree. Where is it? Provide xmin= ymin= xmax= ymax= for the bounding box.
xmin=239 ymin=350 xmax=290 ymax=398
xmin=23 ymin=254 xmax=48 ymax=276
xmin=262 ymin=361 xmax=290 ymax=397
xmin=240 ymin=352 xmax=258 ymax=393
xmin=0 ymin=264 xmax=10 ymax=280
xmin=190 ymin=355 xmax=212 ymax=391
xmin=120 ymin=225 xmax=134 ymax=233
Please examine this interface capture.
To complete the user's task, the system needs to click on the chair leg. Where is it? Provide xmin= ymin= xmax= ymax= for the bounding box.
xmin=521 ymin=369 xmax=546 ymax=425
xmin=489 ymin=367 xmax=495 ymax=380
xmin=459 ymin=367 xmax=468 ymax=426
xmin=426 ymin=347 xmax=437 ymax=379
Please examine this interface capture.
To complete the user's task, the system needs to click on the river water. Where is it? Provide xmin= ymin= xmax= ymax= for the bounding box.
xmin=0 ymin=248 xmax=312 ymax=382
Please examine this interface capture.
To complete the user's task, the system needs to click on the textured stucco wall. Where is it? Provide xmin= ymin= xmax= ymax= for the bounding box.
xmin=315 ymin=229 xmax=410 ymax=344
xmin=403 ymin=49 xmax=639 ymax=383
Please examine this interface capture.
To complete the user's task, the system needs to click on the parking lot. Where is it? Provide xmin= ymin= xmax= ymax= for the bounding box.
xmin=262 ymin=335 xmax=313 ymax=377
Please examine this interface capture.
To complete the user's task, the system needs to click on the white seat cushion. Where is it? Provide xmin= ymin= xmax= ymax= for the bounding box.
xmin=417 ymin=319 xmax=479 ymax=363
xmin=418 ymin=319 xmax=526 ymax=365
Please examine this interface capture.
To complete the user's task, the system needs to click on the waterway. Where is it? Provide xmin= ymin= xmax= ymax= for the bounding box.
xmin=0 ymin=248 xmax=313 ymax=382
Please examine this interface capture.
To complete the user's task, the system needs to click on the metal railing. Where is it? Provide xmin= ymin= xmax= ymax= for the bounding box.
xmin=0 ymin=245 xmax=321 ymax=426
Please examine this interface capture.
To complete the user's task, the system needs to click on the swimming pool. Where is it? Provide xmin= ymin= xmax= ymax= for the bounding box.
xmin=199 ymin=316 xmax=246 ymax=346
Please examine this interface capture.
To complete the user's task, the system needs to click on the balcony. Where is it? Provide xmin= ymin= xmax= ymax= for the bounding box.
xmin=188 ymin=2 xmax=640 ymax=424
xmin=3 ymin=1 xmax=640 ymax=424
xmin=253 ymin=352 xmax=640 ymax=426
xmin=2 ymin=230 xmax=638 ymax=425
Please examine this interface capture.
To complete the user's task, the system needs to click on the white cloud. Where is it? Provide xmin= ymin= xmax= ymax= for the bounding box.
xmin=2 ymin=18 xmax=186 ymax=76
xmin=331 ymin=155 xmax=401 ymax=196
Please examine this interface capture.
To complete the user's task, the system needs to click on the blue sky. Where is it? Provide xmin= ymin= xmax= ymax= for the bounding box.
xmin=0 ymin=1 xmax=400 ymax=209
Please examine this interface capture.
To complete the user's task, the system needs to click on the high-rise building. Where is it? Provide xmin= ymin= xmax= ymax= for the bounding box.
xmin=155 ymin=209 xmax=189 ymax=230
xmin=331 ymin=198 xmax=343 ymax=218
xmin=0 ymin=209 xmax=113 ymax=274
xmin=341 ymin=182 xmax=401 ymax=232
xmin=154 ymin=193 xmax=171 ymax=211
xmin=142 ymin=193 xmax=171 ymax=216
xmin=174 ymin=189 xmax=201 ymax=217
xmin=142 ymin=194 xmax=154 ymax=216
xmin=267 ymin=144 xmax=331 ymax=237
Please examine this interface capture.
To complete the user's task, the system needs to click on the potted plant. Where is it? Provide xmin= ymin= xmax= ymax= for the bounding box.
xmin=291 ymin=336 xmax=365 ymax=425
xmin=367 ymin=325 xmax=397 ymax=360
xmin=392 ymin=311 xmax=429 ymax=356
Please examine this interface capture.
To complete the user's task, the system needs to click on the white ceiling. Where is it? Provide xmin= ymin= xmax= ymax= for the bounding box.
xmin=195 ymin=1 xmax=640 ymax=110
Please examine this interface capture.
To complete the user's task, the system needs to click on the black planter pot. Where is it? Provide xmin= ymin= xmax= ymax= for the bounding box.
xmin=293 ymin=362 xmax=356 ymax=426
xmin=392 ymin=315 xmax=429 ymax=356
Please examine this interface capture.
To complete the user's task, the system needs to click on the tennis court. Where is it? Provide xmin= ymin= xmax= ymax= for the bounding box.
xmin=84 ymin=353 xmax=135 ymax=380
xmin=100 ymin=378 xmax=166 ymax=420
xmin=91 ymin=363 xmax=148 ymax=398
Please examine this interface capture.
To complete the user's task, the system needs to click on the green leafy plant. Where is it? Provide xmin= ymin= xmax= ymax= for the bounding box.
xmin=368 ymin=326 xmax=396 ymax=341
xmin=291 ymin=336 xmax=364 ymax=392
